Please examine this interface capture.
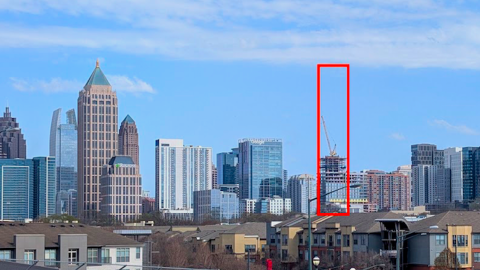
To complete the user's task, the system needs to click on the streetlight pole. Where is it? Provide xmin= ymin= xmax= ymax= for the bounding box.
xmin=308 ymin=183 xmax=363 ymax=270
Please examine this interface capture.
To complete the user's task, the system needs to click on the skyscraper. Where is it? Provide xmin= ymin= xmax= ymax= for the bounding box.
xmin=237 ymin=138 xmax=283 ymax=200
xmin=155 ymin=139 xmax=212 ymax=210
xmin=411 ymin=144 xmax=446 ymax=206
xmin=0 ymin=159 xmax=34 ymax=221
xmin=444 ymin=147 xmax=463 ymax=202
xmin=461 ymin=147 xmax=480 ymax=201
xmin=0 ymin=107 xmax=26 ymax=159
xmin=118 ymin=115 xmax=139 ymax=165
xmin=78 ymin=60 xmax=118 ymax=221
xmin=287 ymin=174 xmax=316 ymax=214
xmin=194 ymin=189 xmax=239 ymax=223
xmin=212 ymin=164 xmax=218 ymax=189
xmin=100 ymin=156 xmax=142 ymax=223
xmin=216 ymin=148 xmax=238 ymax=185
xmin=50 ymin=108 xmax=78 ymax=216
xmin=33 ymin=157 xmax=56 ymax=218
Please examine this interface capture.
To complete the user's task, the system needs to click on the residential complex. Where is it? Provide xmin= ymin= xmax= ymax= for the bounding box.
xmin=365 ymin=169 xmax=411 ymax=211
xmin=77 ymin=60 xmax=118 ymax=221
xmin=155 ymin=139 xmax=212 ymax=211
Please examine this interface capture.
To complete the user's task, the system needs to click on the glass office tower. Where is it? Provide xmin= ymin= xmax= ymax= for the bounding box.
xmin=238 ymin=138 xmax=283 ymax=200
xmin=217 ymin=148 xmax=239 ymax=185
xmin=0 ymin=159 xmax=34 ymax=221
xmin=33 ymin=157 xmax=56 ymax=218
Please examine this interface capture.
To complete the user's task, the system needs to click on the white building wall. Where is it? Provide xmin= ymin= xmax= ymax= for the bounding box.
xmin=88 ymin=246 xmax=143 ymax=270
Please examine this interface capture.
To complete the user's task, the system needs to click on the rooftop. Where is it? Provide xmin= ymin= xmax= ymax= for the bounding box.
xmin=109 ymin=155 xmax=135 ymax=165
xmin=0 ymin=222 xmax=142 ymax=249
xmin=122 ymin=114 xmax=135 ymax=124
xmin=85 ymin=59 xmax=110 ymax=87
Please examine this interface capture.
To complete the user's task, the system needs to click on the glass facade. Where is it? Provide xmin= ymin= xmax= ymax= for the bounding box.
xmin=194 ymin=189 xmax=239 ymax=223
xmin=238 ymin=139 xmax=283 ymax=200
xmin=462 ymin=147 xmax=480 ymax=201
xmin=33 ymin=157 xmax=56 ymax=218
xmin=216 ymin=148 xmax=238 ymax=185
xmin=0 ymin=159 xmax=34 ymax=220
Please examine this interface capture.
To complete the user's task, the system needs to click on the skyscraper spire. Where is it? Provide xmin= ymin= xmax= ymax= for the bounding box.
xmin=4 ymin=106 xmax=10 ymax=118
xmin=96 ymin=58 xmax=100 ymax=68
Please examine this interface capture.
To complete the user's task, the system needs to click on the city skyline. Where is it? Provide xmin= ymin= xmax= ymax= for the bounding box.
xmin=4 ymin=2 xmax=480 ymax=195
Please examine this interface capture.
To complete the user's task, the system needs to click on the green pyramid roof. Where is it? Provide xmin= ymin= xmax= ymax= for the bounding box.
xmin=122 ymin=114 xmax=135 ymax=124
xmin=85 ymin=60 xmax=110 ymax=86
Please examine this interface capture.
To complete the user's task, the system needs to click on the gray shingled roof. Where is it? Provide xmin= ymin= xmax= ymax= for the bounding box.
xmin=0 ymin=222 xmax=142 ymax=249
xmin=409 ymin=211 xmax=480 ymax=233
xmin=223 ymin=222 xmax=266 ymax=239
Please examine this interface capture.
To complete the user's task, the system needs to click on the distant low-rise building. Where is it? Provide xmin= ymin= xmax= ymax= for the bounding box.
xmin=194 ymin=189 xmax=239 ymax=223
xmin=256 ymin=196 xmax=291 ymax=215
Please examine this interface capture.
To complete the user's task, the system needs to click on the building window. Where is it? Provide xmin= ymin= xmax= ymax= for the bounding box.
xmin=320 ymin=235 xmax=326 ymax=245
xmin=102 ymin=249 xmax=111 ymax=263
xmin=336 ymin=234 xmax=341 ymax=246
xmin=361 ymin=235 xmax=366 ymax=245
xmin=245 ymin=245 xmax=256 ymax=253
xmin=313 ymin=235 xmax=319 ymax=245
xmin=282 ymin=234 xmax=288 ymax=245
xmin=282 ymin=249 xmax=288 ymax=260
xmin=457 ymin=252 xmax=468 ymax=264
xmin=0 ymin=250 xmax=11 ymax=260
xmin=45 ymin=249 xmax=56 ymax=266
xmin=353 ymin=235 xmax=358 ymax=245
xmin=262 ymin=244 xmax=266 ymax=252
xmin=68 ymin=249 xmax=78 ymax=265
xmin=453 ymin=235 xmax=468 ymax=247
xmin=474 ymin=253 xmax=480 ymax=262
xmin=342 ymin=235 xmax=350 ymax=247
xmin=270 ymin=234 xmax=276 ymax=244
xmin=87 ymin=248 xmax=98 ymax=263
xmin=24 ymin=250 xmax=36 ymax=265
xmin=136 ymin=247 xmax=141 ymax=259
xmin=474 ymin=234 xmax=480 ymax=245
xmin=211 ymin=245 xmax=216 ymax=252
xmin=225 ymin=245 xmax=233 ymax=254
xmin=116 ymin=248 xmax=130 ymax=263
xmin=435 ymin=235 xmax=446 ymax=245
xmin=299 ymin=234 xmax=304 ymax=244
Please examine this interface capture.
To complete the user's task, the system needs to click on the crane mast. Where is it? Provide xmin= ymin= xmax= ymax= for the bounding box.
xmin=321 ymin=116 xmax=337 ymax=156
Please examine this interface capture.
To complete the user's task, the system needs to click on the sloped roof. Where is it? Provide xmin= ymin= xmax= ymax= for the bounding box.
xmin=109 ymin=156 xmax=134 ymax=165
xmin=409 ymin=211 xmax=480 ymax=233
xmin=85 ymin=62 xmax=110 ymax=86
xmin=0 ymin=222 xmax=142 ymax=249
xmin=224 ymin=222 xmax=266 ymax=239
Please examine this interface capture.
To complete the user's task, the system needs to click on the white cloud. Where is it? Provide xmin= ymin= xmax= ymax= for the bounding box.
xmin=389 ymin=133 xmax=406 ymax=141
xmin=0 ymin=1 xmax=479 ymax=67
xmin=10 ymin=75 xmax=155 ymax=94
xmin=431 ymin=119 xmax=479 ymax=135
xmin=107 ymin=75 xmax=156 ymax=94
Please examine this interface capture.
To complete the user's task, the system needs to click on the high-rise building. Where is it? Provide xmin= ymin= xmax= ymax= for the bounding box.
xmin=287 ymin=174 xmax=316 ymax=214
xmin=240 ymin=199 xmax=257 ymax=215
xmin=461 ymin=147 xmax=480 ymax=202
xmin=0 ymin=107 xmax=26 ymax=159
xmin=283 ymin=169 xmax=288 ymax=196
xmin=365 ymin=169 xmax=411 ymax=211
xmin=77 ymin=60 xmax=118 ymax=221
xmin=320 ymin=156 xmax=346 ymax=211
xmin=50 ymin=109 xmax=78 ymax=216
xmin=219 ymin=184 xmax=240 ymax=197
xmin=411 ymin=144 xmax=445 ymax=206
xmin=118 ymin=115 xmax=139 ymax=165
xmin=238 ymin=138 xmax=283 ymax=200
xmin=216 ymin=148 xmax=238 ymax=185
xmin=0 ymin=159 xmax=34 ymax=221
xmin=100 ymin=156 xmax=142 ymax=223
xmin=155 ymin=139 xmax=212 ymax=210
xmin=194 ymin=189 xmax=239 ymax=223
xmin=212 ymin=164 xmax=218 ymax=189
xmin=444 ymin=147 xmax=463 ymax=202
xmin=33 ymin=157 xmax=56 ymax=218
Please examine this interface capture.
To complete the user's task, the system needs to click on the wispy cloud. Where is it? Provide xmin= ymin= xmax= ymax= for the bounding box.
xmin=389 ymin=132 xmax=406 ymax=141
xmin=10 ymin=76 xmax=156 ymax=94
xmin=431 ymin=119 xmax=479 ymax=135
xmin=0 ymin=1 xmax=480 ymax=67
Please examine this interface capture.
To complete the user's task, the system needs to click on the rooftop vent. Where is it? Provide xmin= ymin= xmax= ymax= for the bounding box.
xmin=50 ymin=225 xmax=56 ymax=227
xmin=9 ymin=224 xmax=15 ymax=226
xmin=19 ymin=223 xmax=25 ymax=226
xmin=60 ymin=225 xmax=66 ymax=227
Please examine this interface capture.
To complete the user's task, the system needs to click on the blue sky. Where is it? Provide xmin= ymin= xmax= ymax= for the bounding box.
xmin=1 ymin=0 xmax=480 ymax=193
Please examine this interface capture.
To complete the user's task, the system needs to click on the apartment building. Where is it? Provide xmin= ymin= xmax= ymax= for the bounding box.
xmin=0 ymin=222 xmax=143 ymax=270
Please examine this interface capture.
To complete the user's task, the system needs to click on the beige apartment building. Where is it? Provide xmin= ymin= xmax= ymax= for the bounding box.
xmin=78 ymin=60 xmax=118 ymax=221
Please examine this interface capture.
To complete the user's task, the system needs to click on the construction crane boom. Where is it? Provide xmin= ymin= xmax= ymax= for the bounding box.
xmin=321 ymin=116 xmax=337 ymax=156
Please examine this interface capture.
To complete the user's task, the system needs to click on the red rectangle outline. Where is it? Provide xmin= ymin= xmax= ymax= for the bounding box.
xmin=316 ymin=64 xmax=350 ymax=216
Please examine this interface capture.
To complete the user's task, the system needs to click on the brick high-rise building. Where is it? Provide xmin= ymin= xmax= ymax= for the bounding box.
xmin=0 ymin=107 xmax=26 ymax=159
xmin=366 ymin=169 xmax=411 ymax=211
xmin=77 ymin=60 xmax=118 ymax=221
xmin=118 ymin=115 xmax=139 ymax=165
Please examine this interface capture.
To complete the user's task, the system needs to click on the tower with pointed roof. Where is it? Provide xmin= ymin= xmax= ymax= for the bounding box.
xmin=77 ymin=60 xmax=118 ymax=221
xmin=0 ymin=107 xmax=27 ymax=159
xmin=119 ymin=115 xmax=139 ymax=165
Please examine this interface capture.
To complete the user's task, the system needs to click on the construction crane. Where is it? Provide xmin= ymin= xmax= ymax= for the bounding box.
xmin=321 ymin=116 xmax=337 ymax=156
